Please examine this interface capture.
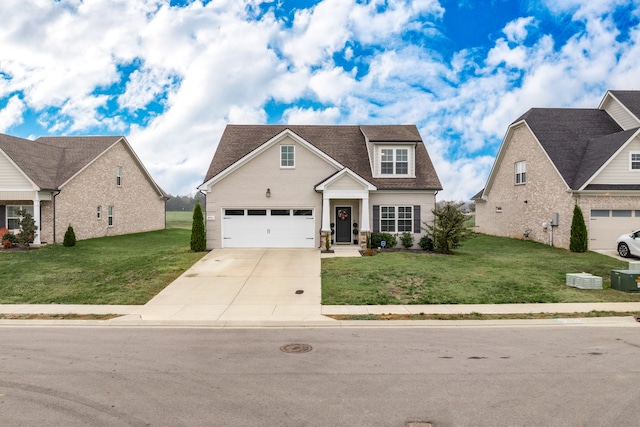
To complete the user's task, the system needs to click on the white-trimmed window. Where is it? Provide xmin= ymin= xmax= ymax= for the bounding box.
xmin=108 ymin=206 xmax=114 ymax=226
xmin=380 ymin=148 xmax=409 ymax=176
xmin=280 ymin=145 xmax=295 ymax=168
xmin=116 ymin=166 xmax=122 ymax=186
xmin=380 ymin=206 xmax=413 ymax=232
xmin=7 ymin=205 xmax=33 ymax=230
xmin=630 ymin=152 xmax=640 ymax=170
xmin=515 ymin=161 xmax=526 ymax=184
xmin=97 ymin=206 xmax=102 ymax=219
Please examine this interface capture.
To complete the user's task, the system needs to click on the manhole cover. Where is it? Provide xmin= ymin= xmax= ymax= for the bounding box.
xmin=280 ymin=343 xmax=312 ymax=353
xmin=295 ymin=290 xmax=304 ymax=294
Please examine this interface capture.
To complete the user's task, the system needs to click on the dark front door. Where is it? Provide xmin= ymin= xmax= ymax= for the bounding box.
xmin=335 ymin=207 xmax=351 ymax=243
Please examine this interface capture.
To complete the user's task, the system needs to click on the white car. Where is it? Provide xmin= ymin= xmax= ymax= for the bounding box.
xmin=617 ymin=230 xmax=640 ymax=258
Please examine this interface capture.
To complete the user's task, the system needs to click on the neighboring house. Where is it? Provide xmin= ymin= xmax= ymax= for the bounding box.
xmin=0 ymin=134 xmax=167 ymax=244
xmin=198 ymin=125 xmax=442 ymax=249
xmin=473 ymin=90 xmax=640 ymax=250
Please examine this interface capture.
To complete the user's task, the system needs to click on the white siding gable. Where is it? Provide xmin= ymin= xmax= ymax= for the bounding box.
xmin=0 ymin=150 xmax=34 ymax=190
xmin=329 ymin=173 xmax=366 ymax=191
xmin=601 ymin=95 xmax=640 ymax=130
xmin=590 ymin=134 xmax=640 ymax=185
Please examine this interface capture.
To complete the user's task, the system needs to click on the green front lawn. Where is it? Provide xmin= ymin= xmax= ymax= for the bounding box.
xmin=322 ymin=234 xmax=637 ymax=305
xmin=0 ymin=228 xmax=206 ymax=305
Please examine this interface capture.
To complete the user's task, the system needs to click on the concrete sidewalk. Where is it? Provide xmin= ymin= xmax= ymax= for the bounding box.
xmin=0 ymin=301 xmax=639 ymax=328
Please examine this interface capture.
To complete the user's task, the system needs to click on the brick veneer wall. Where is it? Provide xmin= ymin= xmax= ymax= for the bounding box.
xmin=54 ymin=140 xmax=165 ymax=242
xmin=476 ymin=124 xmax=575 ymax=248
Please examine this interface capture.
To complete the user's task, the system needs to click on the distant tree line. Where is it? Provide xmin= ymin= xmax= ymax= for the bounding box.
xmin=166 ymin=193 xmax=205 ymax=211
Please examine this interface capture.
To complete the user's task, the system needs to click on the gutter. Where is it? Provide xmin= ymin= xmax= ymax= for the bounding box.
xmin=52 ymin=190 xmax=61 ymax=243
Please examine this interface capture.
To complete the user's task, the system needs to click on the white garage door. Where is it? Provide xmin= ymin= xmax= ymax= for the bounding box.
xmin=222 ymin=208 xmax=315 ymax=248
xmin=589 ymin=209 xmax=640 ymax=250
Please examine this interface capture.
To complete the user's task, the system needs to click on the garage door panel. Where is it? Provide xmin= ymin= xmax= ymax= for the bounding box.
xmin=222 ymin=209 xmax=315 ymax=248
xmin=589 ymin=209 xmax=640 ymax=250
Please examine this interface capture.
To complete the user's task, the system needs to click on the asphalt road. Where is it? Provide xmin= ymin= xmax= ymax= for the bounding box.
xmin=1 ymin=326 xmax=639 ymax=427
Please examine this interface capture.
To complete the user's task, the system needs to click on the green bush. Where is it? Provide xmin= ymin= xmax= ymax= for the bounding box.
xmin=423 ymin=201 xmax=472 ymax=254
xmin=2 ymin=232 xmax=17 ymax=245
xmin=370 ymin=232 xmax=397 ymax=248
xmin=63 ymin=225 xmax=76 ymax=247
xmin=419 ymin=234 xmax=434 ymax=251
xmin=570 ymin=204 xmax=588 ymax=253
xmin=190 ymin=202 xmax=206 ymax=252
xmin=400 ymin=232 xmax=414 ymax=249
xmin=16 ymin=208 xmax=36 ymax=248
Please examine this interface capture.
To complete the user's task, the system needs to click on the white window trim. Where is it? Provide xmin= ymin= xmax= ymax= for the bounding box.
xmin=380 ymin=205 xmax=413 ymax=233
xmin=377 ymin=146 xmax=414 ymax=177
xmin=6 ymin=205 xmax=34 ymax=230
xmin=116 ymin=166 xmax=122 ymax=186
xmin=629 ymin=152 xmax=640 ymax=171
xmin=107 ymin=206 xmax=114 ymax=227
xmin=97 ymin=205 xmax=102 ymax=220
xmin=280 ymin=145 xmax=295 ymax=169
xmin=515 ymin=161 xmax=526 ymax=185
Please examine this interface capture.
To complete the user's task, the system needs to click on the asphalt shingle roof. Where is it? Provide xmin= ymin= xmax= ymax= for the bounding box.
xmin=204 ymin=124 xmax=442 ymax=190
xmin=515 ymin=108 xmax=626 ymax=190
xmin=0 ymin=134 xmax=120 ymax=190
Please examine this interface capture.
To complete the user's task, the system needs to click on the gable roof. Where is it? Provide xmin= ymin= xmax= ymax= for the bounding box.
xmin=515 ymin=108 xmax=625 ymax=190
xmin=0 ymin=134 xmax=167 ymax=197
xmin=203 ymin=124 xmax=442 ymax=191
xmin=609 ymin=90 xmax=640 ymax=120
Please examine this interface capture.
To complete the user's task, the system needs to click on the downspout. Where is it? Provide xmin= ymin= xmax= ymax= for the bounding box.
xmin=52 ymin=190 xmax=61 ymax=244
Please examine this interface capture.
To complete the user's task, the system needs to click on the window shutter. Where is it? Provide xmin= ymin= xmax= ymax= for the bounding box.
xmin=413 ymin=205 xmax=421 ymax=233
xmin=373 ymin=205 xmax=379 ymax=232
xmin=0 ymin=205 xmax=5 ymax=228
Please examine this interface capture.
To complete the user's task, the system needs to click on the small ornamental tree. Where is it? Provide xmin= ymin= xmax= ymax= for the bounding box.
xmin=569 ymin=204 xmax=588 ymax=252
xmin=16 ymin=208 xmax=37 ymax=248
xmin=63 ymin=224 xmax=77 ymax=247
xmin=423 ymin=200 xmax=472 ymax=254
xmin=190 ymin=202 xmax=206 ymax=252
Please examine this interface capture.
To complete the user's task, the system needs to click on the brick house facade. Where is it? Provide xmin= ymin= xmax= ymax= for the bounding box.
xmin=0 ymin=134 xmax=167 ymax=244
xmin=474 ymin=90 xmax=640 ymax=250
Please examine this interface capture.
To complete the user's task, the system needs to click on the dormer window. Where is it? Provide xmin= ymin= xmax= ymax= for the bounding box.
xmin=380 ymin=148 xmax=409 ymax=176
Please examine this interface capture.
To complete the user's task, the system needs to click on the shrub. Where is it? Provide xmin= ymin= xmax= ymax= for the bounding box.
xmin=3 ymin=239 xmax=12 ymax=249
xmin=423 ymin=201 xmax=472 ymax=254
xmin=16 ymin=208 xmax=36 ymax=248
xmin=363 ymin=248 xmax=376 ymax=256
xmin=569 ymin=204 xmax=588 ymax=253
xmin=190 ymin=202 xmax=206 ymax=252
xmin=63 ymin=225 xmax=77 ymax=247
xmin=370 ymin=232 xmax=397 ymax=248
xmin=2 ymin=232 xmax=17 ymax=245
xmin=400 ymin=232 xmax=414 ymax=249
xmin=419 ymin=235 xmax=434 ymax=251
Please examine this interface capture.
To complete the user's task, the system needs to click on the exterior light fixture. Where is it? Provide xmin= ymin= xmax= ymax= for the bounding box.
xmin=266 ymin=188 xmax=271 ymax=198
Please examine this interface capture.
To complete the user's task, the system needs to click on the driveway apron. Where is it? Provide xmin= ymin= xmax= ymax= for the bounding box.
xmin=135 ymin=248 xmax=330 ymax=323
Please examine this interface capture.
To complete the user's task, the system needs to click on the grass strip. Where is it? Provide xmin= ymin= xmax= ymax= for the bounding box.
xmin=327 ymin=311 xmax=640 ymax=321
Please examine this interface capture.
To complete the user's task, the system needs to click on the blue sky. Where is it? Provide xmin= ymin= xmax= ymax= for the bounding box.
xmin=1 ymin=0 xmax=639 ymax=200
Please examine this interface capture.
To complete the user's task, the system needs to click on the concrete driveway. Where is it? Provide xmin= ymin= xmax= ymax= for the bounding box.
xmin=132 ymin=248 xmax=332 ymax=324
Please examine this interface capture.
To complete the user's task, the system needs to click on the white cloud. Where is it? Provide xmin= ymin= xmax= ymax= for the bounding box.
xmin=283 ymin=106 xmax=341 ymax=124
xmin=0 ymin=95 xmax=25 ymax=132
xmin=309 ymin=66 xmax=356 ymax=103
xmin=503 ymin=16 xmax=536 ymax=43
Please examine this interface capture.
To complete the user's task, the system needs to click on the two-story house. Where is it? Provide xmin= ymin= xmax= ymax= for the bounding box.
xmin=473 ymin=90 xmax=640 ymax=251
xmin=198 ymin=125 xmax=442 ymax=249
xmin=0 ymin=134 xmax=167 ymax=244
